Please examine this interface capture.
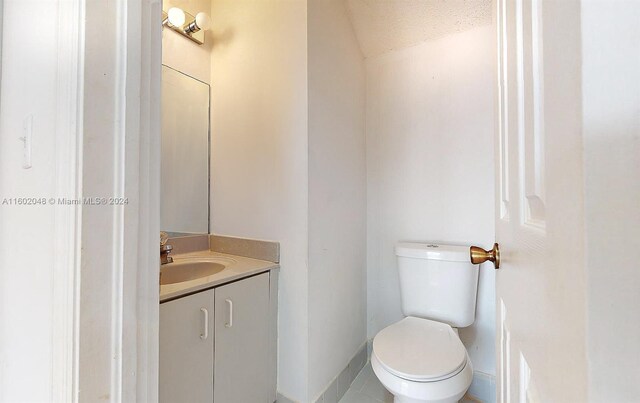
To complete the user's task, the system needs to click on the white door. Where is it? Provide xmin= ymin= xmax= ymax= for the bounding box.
xmin=495 ymin=0 xmax=587 ymax=401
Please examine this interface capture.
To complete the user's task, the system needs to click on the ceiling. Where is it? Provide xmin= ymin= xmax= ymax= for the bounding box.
xmin=345 ymin=0 xmax=492 ymax=58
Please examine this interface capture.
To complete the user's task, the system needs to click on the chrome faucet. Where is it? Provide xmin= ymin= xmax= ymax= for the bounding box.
xmin=160 ymin=231 xmax=173 ymax=265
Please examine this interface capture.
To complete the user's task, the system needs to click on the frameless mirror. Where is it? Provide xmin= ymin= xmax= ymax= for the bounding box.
xmin=161 ymin=65 xmax=210 ymax=234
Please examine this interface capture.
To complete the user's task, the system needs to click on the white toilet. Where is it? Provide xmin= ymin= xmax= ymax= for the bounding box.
xmin=371 ymin=242 xmax=479 ymax=403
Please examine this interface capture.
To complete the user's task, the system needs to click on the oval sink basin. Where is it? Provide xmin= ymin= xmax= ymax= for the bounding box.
xmin=161 ymin=258 xmax=233 ymax=285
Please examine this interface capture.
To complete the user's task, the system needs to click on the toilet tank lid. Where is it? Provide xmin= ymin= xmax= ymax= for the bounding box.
xmin=395 ymin=242 xmax=470 ymax=262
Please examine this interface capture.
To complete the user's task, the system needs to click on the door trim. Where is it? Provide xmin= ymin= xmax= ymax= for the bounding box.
xmin=51 ymin=0 xmax=84 ymax=401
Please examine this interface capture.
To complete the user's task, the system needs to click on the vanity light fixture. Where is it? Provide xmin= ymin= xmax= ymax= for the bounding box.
xmin=162 ymin=8 xmax=211 ymax=45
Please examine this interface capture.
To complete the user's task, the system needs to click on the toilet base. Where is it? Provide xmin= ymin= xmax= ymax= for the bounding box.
xmin=394 ymin=395 xmax=461 ymax=403
xmin=371 ymin=352 xmax=473 ymax=403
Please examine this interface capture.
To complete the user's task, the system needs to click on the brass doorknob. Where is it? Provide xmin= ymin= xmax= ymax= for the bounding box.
xmin=470 ymin=243 xmax=500 ymax=269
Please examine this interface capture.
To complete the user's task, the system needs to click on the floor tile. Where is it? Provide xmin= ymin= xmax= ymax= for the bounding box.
xmin=339 ymin=389 xmax=380 ymax=403
xmin=337 ymin=365 xmax=352 ymax=401
xmin=340 ymin=362 xmax=389 ymax=403
xmin=361 ymin=375 xmax=393 ymax=403
xmin=323 ymin=378 xmax=338 ymax=403
xmin=350 ymin=363 xmax=373 ymax=392
xmin=360 ymin=372 xmax=393 ymax=402
xmin=340 ymin=362 xmax=477 ymax=403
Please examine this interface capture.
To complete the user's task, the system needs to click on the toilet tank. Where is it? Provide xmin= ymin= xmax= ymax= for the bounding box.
xmin=396 ymin=242 xmax=479 ymax=328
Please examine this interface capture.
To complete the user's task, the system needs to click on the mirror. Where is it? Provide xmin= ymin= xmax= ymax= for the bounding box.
xmin=161 ymin=65 xmax=210 ymax=234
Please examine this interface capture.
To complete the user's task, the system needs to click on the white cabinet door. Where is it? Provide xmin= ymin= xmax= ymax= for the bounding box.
xmin=160 ymin=289 xmax=215 ymax=403
xmin=214 ymin=273 xmax=271 ymax=403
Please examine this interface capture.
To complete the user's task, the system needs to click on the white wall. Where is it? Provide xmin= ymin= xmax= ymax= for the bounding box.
xmin=0 ymin=0 xmax=58 ymax=399
xmin=308 ymin=0 xmax=366 ymax=400
xmin=581 ymin=1 xmax=640 ymax=401
xmin=209 ymin=0 xmax=309 ymax=400
xmin=366 ymin=26 xmax=496 ymax=376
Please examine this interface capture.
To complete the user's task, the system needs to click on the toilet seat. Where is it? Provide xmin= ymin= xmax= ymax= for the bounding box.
xmin=371 ymin=351 xmax=473 ymax=403
xmin=373 ymin=317 xmax=467 ymax=382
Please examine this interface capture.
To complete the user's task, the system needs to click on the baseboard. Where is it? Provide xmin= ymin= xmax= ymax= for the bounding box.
xmin=309 ymin=341 xmax=368 ymax=403
xmin=468 ymin=371 xmax=496 ymax=403
xmin=276 ymin=392 xmax=298 ymax=403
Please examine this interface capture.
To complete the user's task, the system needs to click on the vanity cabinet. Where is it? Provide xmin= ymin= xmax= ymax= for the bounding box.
xmin=160 ymin=271 xmax=277 ymax=403
xmin=214 ymin=272 xmax=271 ymax=402
xmin=159 ymin=289 xmax=215 ymax=402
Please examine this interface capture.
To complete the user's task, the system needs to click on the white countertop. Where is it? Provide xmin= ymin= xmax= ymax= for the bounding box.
xmin=160 ymin=250 xmax=279 ymax=302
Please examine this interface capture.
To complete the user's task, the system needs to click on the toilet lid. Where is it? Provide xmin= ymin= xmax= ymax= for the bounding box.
xmin=373 ymin=317 xmax=467 ymax=382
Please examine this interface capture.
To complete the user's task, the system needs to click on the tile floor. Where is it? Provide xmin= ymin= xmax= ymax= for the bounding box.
xmin=338 ymin=362 xmax=478 ymax=403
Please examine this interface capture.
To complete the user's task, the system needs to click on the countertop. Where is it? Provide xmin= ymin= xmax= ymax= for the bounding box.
xmin=160 ymin=250 xmax=279 ymax=302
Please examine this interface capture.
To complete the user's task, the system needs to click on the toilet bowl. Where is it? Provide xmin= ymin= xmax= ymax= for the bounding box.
xmin=371 ymin=243 xmax=479 ymax=403
xmin=371 ymin=317 xmax=473 ymax=403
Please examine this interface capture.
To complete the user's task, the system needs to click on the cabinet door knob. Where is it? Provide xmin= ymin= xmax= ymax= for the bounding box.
xmin=225 ymin=299 xmax=233 ymax=328
xmin=200 ymin=307 xmax=209 ymax=340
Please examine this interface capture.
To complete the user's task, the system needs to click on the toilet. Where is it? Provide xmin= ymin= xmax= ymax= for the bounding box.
xmin=371 ymin=242 xmax=479 ymax=403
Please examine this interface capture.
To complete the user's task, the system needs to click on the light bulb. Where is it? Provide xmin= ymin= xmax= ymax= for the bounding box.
xmin=195 ymin=12 xmax=211 ymax=31
xmin=167 ymin=7 xmax=185 ymax=27
xmin=184 ymin=12 xmax=212 ymax=34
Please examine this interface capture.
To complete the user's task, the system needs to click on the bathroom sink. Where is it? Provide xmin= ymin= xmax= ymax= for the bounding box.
xmin=161 ymin=257 xmax=235 ymax=285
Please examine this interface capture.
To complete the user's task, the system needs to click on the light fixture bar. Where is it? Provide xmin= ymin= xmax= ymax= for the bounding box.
xmin=161 ymin=9 xmax=210 ymax=45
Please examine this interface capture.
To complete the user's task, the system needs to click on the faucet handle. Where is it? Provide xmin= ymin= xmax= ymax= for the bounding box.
xmin=160 ymin=243 xmax=173 ymax=265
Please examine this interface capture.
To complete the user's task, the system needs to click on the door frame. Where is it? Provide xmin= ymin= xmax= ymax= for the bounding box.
xmin=117 ymin=1 xmax=162 ymax=400
xmin=80 ymin=0 xmax=162 ymax=400
xmin=52 ymin=0 xmax=162 ymax=400
xmin=51 ymin=0 xmax=84 ymax=400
